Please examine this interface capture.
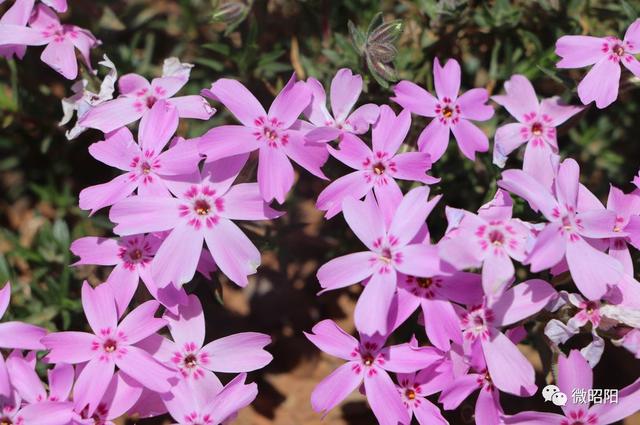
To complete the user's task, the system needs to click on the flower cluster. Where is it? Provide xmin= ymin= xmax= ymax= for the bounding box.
xmin=2 ymin=2 xmax=640 ymax=424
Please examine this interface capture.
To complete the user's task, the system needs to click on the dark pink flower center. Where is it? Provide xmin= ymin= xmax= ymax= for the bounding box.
xmin=405 ymin=389 xmax=416 ymax=400
xmin=146 ymin=96 xmax=158 ymax=108
xmin=263 ymin=127 xmax=278 ymax=141
xmin=488 ymin=230 xmax=505 ymax=246
xmin=373 ymin=162 xmax=386 ymax=175
xmin=1 ymin=418 xmax=13 ymax=425
xmin=416 ymin=277 xmax=433 ymax=288
xmin=184 ymin=354 xmax=198 ymax=368
xmin=362 ymin=354 xmax=375 ymax=366
xmin=103 ymin=339 xmax=117 ymax=353
xmin=531 ymin=122 xmax=543 ymax=136
xmin=141 ymin=161 xmax=152 ymax=174
xmin=194 ymin=199 xmax=211 ymax=216
xmin=380 ymin=247 xmax=392 ymax=263
xmin=442 ymin=106 xmax=453 ymax=118
xmin=613 ymin=44 xmax=625 ymax=56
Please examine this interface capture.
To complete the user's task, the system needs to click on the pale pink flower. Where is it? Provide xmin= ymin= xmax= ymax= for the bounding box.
xmin=316 ymin=105 xmax=438 ymax=219
xmin=79 ymin=101 xmax=201 ymax=214
xmin=492 ymin=74 xmax=583 ymax=188
xmin=0 ymin=4 xmax=98 ymax=79
xmin=197 ymin=75 xmax=329 ymax=203
xmin=305 ymin=319 xmax=440 ymax=425
xmin=317 ymin=187 xmax=442 ymax=335
xmin=392 ymin=58 xmax=494 ymax=161
xmin=304 ymin=68 xmax=380 ymax=142
xmin=109 ymin=155 xmax=282 ymax=288
xmin=556 ymin=19 xmax=640 ymax=108
xmin=41 ymin=282 xmax=175 ymax=417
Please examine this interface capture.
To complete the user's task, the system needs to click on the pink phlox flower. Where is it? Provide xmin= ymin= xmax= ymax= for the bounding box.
xmin=79 ymin=100 xmax=201 ymax=214
xmin=137 ymin=294 xmax=272 ymax=392
xmin=109 ymin=154 xmax=283 ymax=288
xmin=439 ymin=189 xmax=532 ymax=297
xmin=0 ymin=4 xmax=98 ymax=79
xmin=70 ymin=233 xmax=189 ymax=315
xmin=163 ymin=372 xmax=258 ymax=425
xmin=392 ymin=58 xmax=494 ymax=161
xmin=303 ymin=68 xmax=380 ymax=142
xmin=396 ymin=263 xmax=483 ymax=351
xmin=41 ymin=282 xmax=176 ymax=417
xmin=197 ymin=74 xmax=329 ymax=203
xmin=317 ymin=187 xmax=442 ymax=336
xmin=492 ymin=74 xmax=583 ymax=188
xmin=79 ymin=58 xmax=215 ymax=133
xmin=72 ymin=372 xmax=143 ymax=425
xmin=555 ymin=18 xmax=640 ymax=108
xmin=395 ymin=355 xmax=453 ymax=425
xmin=305 ymin=319 xmax=441 ymax=425
xmin=504 ymin=350 xmax=640 ymax=425
xmin=452 ymin=279 xmax=556 ymax=397
xmin=316 ymin=105 xmax=438 ymax=219
xmin=0 ymin=389 xmax=73 ymax=425
xmin=499 ymin=158 xmax=625 ymax=300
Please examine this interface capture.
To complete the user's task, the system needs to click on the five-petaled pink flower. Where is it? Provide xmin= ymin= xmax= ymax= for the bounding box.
xmin=492 ymin=74 xmax=583 ymax=188
xmin=139 ymin=294 xmax=272 ymax=393
xmin=455 ymin=279 xmax=556 ymax=397
xmin=317 ymin=187 xmax=442 ymax=335
xmin=392 ymin=58 xmax=494 ymax=161
xmin=79 ymin=101 xmax=201 ymax=214
xmin=79 ymin=67 xmax=215 ymax=133
xmin=499 ymin=158 xmax=624 ymax=300
xmin=316 ymin=105 xmax=438 ymax=218
xmin=70 ymin=233 xmax=189 ymax=314
xmin=305 ymin=319 xmax=441 ymax=425
xmin=197 ymin=75 xmax=329 ymax=203
xmin=556 ymin=18 xmax=640 ymax=108
xmin=41 ymin=282 xmax=175 ymax=417
xmin=109 ymin=154 xmax=282 ymax=288
xmin=0 ymin=4 xmax=98 ymax=79
xmin=303 ymin=68 xmax=380 ymax=142
xmin=439 ymin=189 xmax=531 ymax=296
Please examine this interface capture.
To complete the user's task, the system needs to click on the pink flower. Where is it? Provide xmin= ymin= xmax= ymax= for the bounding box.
xmin=305 ymin=319 xmax=440 ymax=425
xmin=303 ymin=68 xmax=380 ymax=142
xmin=587 ymin=185 xmax=640 ymax=275
xmin=72 ymin=372 xmax=143 ymax=425
xmin=396 ymin=269 xmax=483 ymax=351
xmin=556 ymin=19 xmax=640 ymax=108
xmin=79 ymin=63 xmax=215 ymax=133
xmin=197 ymin=75 xmax=329 ymax=203
xmin=0 ymin=4 xmax=98 ymax=79
xmin=454 ymin=279 xmax=556 ymax=397
xmin=0 ymin=281 xmax=47 ymax=351
xmin=504 ymin=350 xmax=640 ymax=425
xmin=70 ymin=233 xmax=189 ymax=314
xmin=492 ymin=74 xmax=583 ymax=188
xmin=163 ymin=373 xmax=258 ymax=425
xmin=6 ymin=351 xmax=73 ymax=404
xmin=499 ymin=158 xmax=624 ymax=300
xmin=439 ymin=189 xmax=531 ymax=296
xmin=41 ymin=282 xmax=175 ymax=416
xmin=395 ymin=368 xmax=449 ymax=425
xmin=0 ymin=0 xmax=36 ymax=59
xmin=316 ymin=105 xmax=438 ymax=219
xmin=109 ymin=155 xmax=282 ymax=288
xmin=139 ymin=294 xmax=272 ymax=391
xmin=392 ymin=58 xmax=494 ymax=161
xmin=317 ymin=187 xmax=442 ymax=335
xmin=0 ymin=391 xmax=73 ymax=425
xmin=79 ymin=101 xmax=201 ymax=214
